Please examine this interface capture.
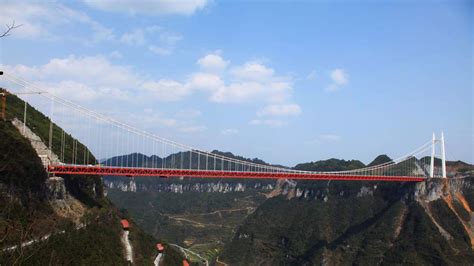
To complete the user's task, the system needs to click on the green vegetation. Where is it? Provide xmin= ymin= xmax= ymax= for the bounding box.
xmin=119 ymin=208 xmax=157 ymax=265
xmin=0 ymin=118 xmax=124 ymax=264
xmin=0 ymin=120 xmax=47 ymax=195
xmin=1 ymin=208 xmax=124 ymax=265
xmin=162 ymin=243 xmax=187 ymax=266
xmin=4 ymin=89 xmax=96 ymax=166
xmin=294 ymin=158 xmax=365 ymax=171
xmin=106 ymin=179 xmax=266 ymax=262
xmin=368 ymin=154 xmax=392 ymax=167
xmin=220 ymin=179 xmax=474 ymax=265
xmin=0 ymin=119 xmax=63 ymax=248
xmin=103 ymin=149 xmax=286 ymax=170
xmin=1 ymin=89 xmax=180 ymax=265
xmin=3 ymin=89 xmax=104 ymax=207
xmin=382 ymin=201 xmax=473 ymax=265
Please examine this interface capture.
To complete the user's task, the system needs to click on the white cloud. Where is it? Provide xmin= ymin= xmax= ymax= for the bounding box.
xmin=175 ymin=109 xmax=202 ymax=118
xmin=0 ymin=1 xmax=114 ymax=41
xmin=2 ymin=52 xmax=300 ymax=130
xmin=210 ymin=80 xmax=292 ymax=104
xmin=209 ymin=82 xmax=264 ymax=103
xmin=121 ymin=26 xmax=182 ymax=55
xmin=2 ymin=55 xmax=190 ymax=103
xmin=197 ymin=52 xmax=229 ymax=71
xmin=1 ymin=55 xmax=140 ymax=90
xmin=330 ymin=69 xmax=348 ymax=85
xmin=2 ymin=52 xmax=297 ymax=106
xmin=179 ymin=125 xmax=207 ymax=133
xmin=142 ymin=79 xmax=191 ymax=101
xmin=222 ymin=129 xmax=239 ymax=135
xmin=249 ymin=119 xmax=287 ymax=127
xmin=208 ymin=73 xmax=292 ymax=104
xmin=148 ymin=45 xmax=171 ymax=56
xmin=324 ymin=68 xmax=349 ymax=92
xmin=109 ymin=50 xmax=123 ymax=59
xmin=231 ymin=62 xmax=274 ymax=81
xmin=120 ymin=29 xmax=146 ymax=45
xmin=189 ymin=54 xmax=295 ymax=104
xmin=83 ymin=0 xmax=209 ymax=16
xmin=326 ymin=68 xmax=348 ymax=92
xmin=41 ymin=80 xmax=99 ymax=102
xmin=121 ymin=112 xmax=178 ymax=129
xmin=1 ymin=55 xmax=214 ymax=134
xmin=159 ymin=32 xmax=183 ymax=46
xmin=189 ymin=73 xmax=224 ymax=90
xmin=257 ymin=103 xmax=302 ymax=117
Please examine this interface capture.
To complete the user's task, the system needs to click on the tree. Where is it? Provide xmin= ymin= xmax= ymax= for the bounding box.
xmin=0 ymin=21 xmax=22 ymax=38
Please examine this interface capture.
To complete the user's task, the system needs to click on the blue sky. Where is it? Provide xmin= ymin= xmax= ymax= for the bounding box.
xmin=0 ymin=0 xmax=472 ymax=165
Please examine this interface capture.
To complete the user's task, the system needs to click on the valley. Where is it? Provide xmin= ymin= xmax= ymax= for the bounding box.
xmin=105 ymin=177 xmax=268 ymax=261
xmin=105 ymin=172 xmax=474 ymax=265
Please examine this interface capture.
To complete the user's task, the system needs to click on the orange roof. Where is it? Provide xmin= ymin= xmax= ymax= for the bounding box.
xmin=120 ymin=219 xmax=130 ymax=229
xmin=156 ymin=243 xmax=164 ymax=252
xmin=183 ymin=259 xmax=190 ymax=266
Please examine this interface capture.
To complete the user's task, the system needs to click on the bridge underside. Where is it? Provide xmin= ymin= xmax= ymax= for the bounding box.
xmin=48 ymin=165 xmax=426 ymax=182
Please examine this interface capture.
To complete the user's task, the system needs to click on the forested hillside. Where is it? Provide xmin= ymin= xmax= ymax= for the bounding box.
xmin=220 ymin=178 xmax=474 ymax=265
xmin=0 ymin=90 xmax=179 ymax=265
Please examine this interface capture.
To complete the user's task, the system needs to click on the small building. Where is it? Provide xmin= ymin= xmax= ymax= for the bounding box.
xmin=121 ymin=219 xmax=130 ymax=230
xmin=156 ymin=243 xmax=165 ymax=253
xmin=182 ymin=259 xmax=190 ymax=266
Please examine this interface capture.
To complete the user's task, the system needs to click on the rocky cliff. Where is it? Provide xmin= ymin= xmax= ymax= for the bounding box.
xmin=104 ymin=177 xmax=275 ymax=194
xmin=220 ymin=177 xmax=474 ymax=265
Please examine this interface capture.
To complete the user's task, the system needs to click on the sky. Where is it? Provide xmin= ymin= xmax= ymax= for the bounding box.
xmin=0 ymin=0 xmax=472 ymax=166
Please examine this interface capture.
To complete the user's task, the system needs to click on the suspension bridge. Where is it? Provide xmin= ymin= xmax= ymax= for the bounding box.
xmin=1 ymin=71 xmax=448 ymax=182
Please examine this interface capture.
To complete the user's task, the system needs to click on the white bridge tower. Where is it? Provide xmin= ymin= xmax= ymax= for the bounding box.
xmin=430 ymin=132 xmax=447 ymax=178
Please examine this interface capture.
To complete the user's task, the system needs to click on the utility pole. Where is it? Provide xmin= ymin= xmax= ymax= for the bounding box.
xmin=0 ymin=91 xmax=6 ymax=121
xmin=430 ymin=132 xmax=436 ymax=178
xmin=441 ymin=132 xmax=447 ymax=178
xmin=0 ymin=71 xmax=5 ymax=121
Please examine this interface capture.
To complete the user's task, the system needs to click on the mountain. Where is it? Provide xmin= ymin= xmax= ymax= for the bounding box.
xmin=102 ymin=149 xmax=286 ymax=171
xmin=294 ymin=158 xmax=366 ymax=171
xmin=219 ymin=178 xmax=474 ymax=265
xmin=104 ymin=153 xmax=473 ymax=265
xmin=0 ymin=90 xmax=183 ymax=265
xmin=368 ymin=154 xmax=393 ymax=167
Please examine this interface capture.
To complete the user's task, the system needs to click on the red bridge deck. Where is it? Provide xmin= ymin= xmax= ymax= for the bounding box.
xmin=48 ymin=165 xmax=426 ymax=182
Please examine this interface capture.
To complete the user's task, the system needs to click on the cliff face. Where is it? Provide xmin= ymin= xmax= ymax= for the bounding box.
xmin=104 ymin=177 xmax=275 ymax=194
xmin=220 ymin=177 xmax=474 ymax=265
xmin=414 ymin=177 xmax=472 ymax=202
xmin=11 ymin=117 xmax=95 ymax=224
